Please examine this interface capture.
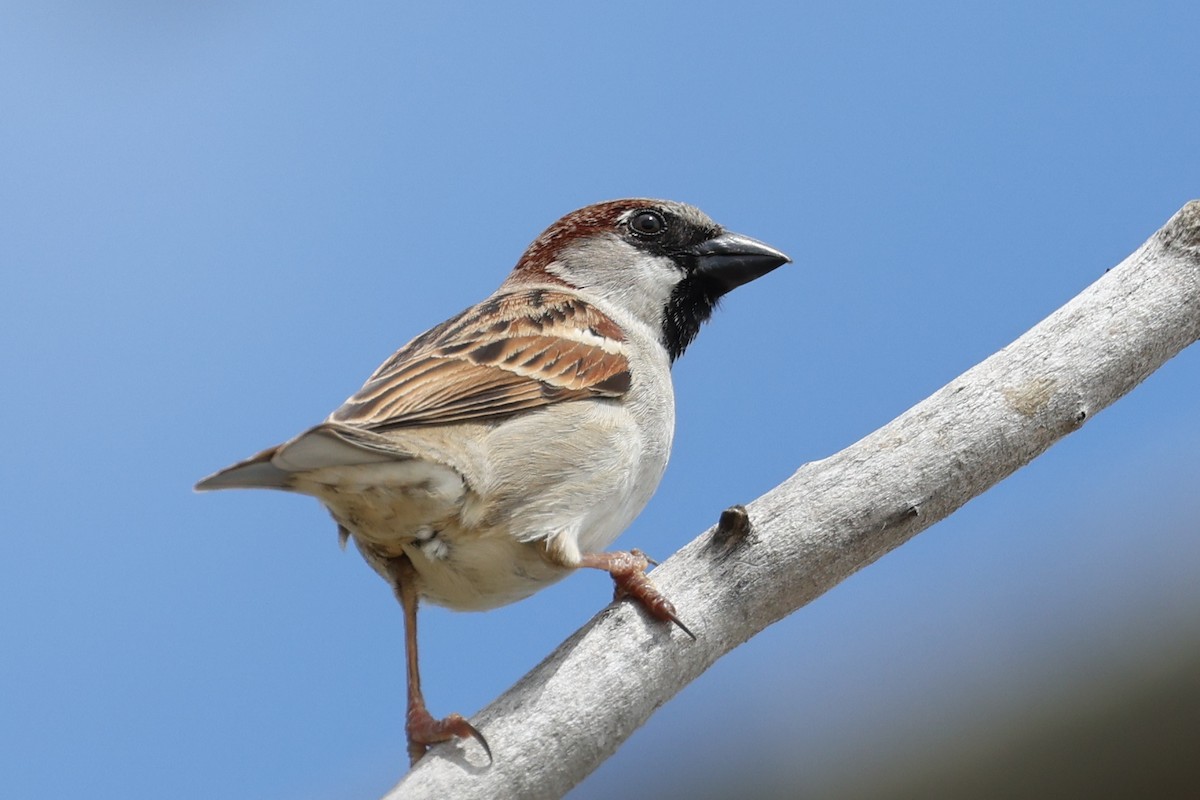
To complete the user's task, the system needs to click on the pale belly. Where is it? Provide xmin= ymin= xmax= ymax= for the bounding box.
xmin=294 ymin=399 xmax=672 ymax=611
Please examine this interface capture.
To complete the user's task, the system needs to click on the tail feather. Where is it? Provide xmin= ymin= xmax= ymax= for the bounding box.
xmin=195 ymin=445 xmax=291 ymax=491
xmin=195 ymin=424 xmax=401 ymax=492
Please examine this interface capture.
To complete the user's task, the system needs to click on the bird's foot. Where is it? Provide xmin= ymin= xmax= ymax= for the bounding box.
xmin=582 ymin=549 xmax=695 ymax=639
xmin=406 ymin=705 xmax=491 ymax=766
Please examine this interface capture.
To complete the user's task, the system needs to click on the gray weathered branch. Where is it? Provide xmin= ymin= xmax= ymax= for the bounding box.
xmin=389 ymin=202 xmax=1200 ymax=799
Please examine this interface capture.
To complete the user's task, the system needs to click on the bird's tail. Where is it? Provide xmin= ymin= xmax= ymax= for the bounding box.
xmin=194 ymin=445 xmax=291 ymax=491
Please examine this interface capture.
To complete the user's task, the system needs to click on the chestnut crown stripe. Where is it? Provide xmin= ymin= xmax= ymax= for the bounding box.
xmin=514 ymin=198 xmax=717 ymax=274
xmin=329 ymin=289 xmax=632 ymax=430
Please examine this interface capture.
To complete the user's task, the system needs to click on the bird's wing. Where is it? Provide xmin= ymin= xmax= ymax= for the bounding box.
xmin=194 ymin=288 xmax=632 ymax=491
xmin=328 ymin=288 xmax=632 ymax=429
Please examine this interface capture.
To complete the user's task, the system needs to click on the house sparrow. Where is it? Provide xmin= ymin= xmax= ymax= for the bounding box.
xmin=196 ymin=198 xmax=790 ymax=764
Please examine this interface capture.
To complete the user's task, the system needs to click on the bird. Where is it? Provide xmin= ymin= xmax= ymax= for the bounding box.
xmin=195 ymin=198 xmax=790 ymax=765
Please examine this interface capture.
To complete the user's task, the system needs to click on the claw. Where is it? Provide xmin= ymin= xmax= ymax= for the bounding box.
xmin=465 ymin=721 xmax=492 ymax=763
xmin=406 ymin=706 xmax=492 ymax=765
xmin=664 ymin=609 xmax=696 ymax=640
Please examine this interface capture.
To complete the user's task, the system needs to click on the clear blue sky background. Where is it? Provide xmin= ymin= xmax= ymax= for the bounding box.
xmin=3 ymin=3 xmax=1198 ymax=798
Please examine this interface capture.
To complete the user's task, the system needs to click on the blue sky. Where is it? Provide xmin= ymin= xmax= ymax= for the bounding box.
xmin=3 ymin=3 xmax=1199 ymax=798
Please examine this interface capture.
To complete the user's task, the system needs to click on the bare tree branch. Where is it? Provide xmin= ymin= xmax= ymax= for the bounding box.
xmin=388 ymin=202 xmax=1200 ymax=799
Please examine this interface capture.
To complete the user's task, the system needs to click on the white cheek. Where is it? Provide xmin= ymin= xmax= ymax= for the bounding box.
xmin=608 ymin=273 xmax=675 ymax=331
xmin=548 ymin=239 xmax=680 ymax=333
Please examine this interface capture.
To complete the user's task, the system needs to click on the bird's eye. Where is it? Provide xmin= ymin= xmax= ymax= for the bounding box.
xmin=629 ymin=210 xmax=666 ymax=237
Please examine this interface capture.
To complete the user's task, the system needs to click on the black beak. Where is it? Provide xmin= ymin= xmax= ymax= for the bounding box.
xmin=691 ymin=232 xmax=791 ymax=294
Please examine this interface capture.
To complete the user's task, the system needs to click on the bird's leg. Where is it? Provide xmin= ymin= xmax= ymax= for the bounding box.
xmin=578 ymin=549 xmax=695 ymax=640
xmin=388 ymin=554 xmax=491 ymax=765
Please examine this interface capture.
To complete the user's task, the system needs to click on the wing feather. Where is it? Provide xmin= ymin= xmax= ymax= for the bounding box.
xmin=329 ymin=289 xmax=632 ymax=430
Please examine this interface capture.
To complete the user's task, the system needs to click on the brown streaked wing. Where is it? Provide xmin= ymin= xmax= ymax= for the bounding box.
xmin=329 ymin=289 xmax=632 ymax=430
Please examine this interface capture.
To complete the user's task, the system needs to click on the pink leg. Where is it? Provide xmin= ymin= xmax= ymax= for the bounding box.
xmin=389 ymin=554 xmax=491 ymax=765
